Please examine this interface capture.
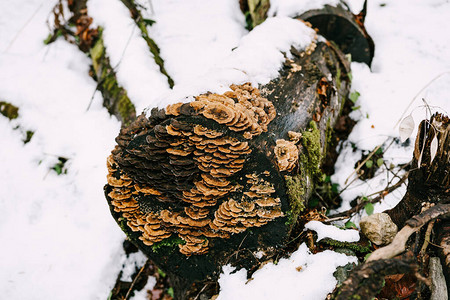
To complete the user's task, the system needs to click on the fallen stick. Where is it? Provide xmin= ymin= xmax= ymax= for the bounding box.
xmin=367 ymin=203 xmax=450 ymax=262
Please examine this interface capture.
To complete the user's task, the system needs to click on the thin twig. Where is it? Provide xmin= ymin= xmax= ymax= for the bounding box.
xmin=124 ymin=259 xmax=149 ymax=300
xmin=193 ymin=283 xmax=209 ymax=300
xmin=420 ymin=220 xmax=435 ymax=254
xmin=345 ymin=144 xmax=381 ymax=184
xmin=394 ymin=71 xmax=450 ymax=129
xmin=367 ymin=204 xmax=450 ymax=262
xmin=86 ymin=81 xmax=101 ymax=111
xmin=324 ymin=215 xmax=351 ymax=223
xmin=235 ymin=233 xmax=249 ymax=259
xmin=286 ymin=231 xmax=306 ymax=245
xmin=327 ymin=171 xmax=409 ymax=220
xmin=113 ymin=23 xmax=137 ymax=71
xmin=3 ymin=2 xmax=43 ymax=52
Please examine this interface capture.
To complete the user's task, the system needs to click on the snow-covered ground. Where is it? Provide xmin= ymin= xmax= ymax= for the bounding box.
xmin=0 ymin=0 xmax=449 ymax=299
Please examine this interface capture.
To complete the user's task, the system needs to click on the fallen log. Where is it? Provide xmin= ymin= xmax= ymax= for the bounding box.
xmin=105 ymin=46 xmax=348 ymax=298
xmin=48 ymin=0 xmax=137 ymax=125
xmin=103 ymin=4 xmax=373 ymax=299
xmin=299 ymin=1 xmax=375 ymax=66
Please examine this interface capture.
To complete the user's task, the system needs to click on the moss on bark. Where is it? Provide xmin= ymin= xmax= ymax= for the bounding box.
xmin=119 ymin=0 xmax=174 ymax=88
xmin=89 ymin=29 xmax=136 ymax=126
xmin=0 ymin=101 xmax=19 ymax=120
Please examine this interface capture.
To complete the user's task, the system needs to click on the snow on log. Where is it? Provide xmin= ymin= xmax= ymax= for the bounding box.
xmin=299 ymin=1 xmax=375 ymax=66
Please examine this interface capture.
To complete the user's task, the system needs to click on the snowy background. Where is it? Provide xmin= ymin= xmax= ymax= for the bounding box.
xmin=1 ymin=0 xmax=449 ymax=299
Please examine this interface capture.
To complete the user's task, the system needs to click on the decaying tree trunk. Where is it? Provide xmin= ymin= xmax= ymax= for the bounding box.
xmin=299 ymin=1 xmax=374 ymax=66
xmin=100 ymin=4 xmax=376 ymax=299
xmin=333 ymin=113 xmax=450 ymax=299
xmin=105 ymin=40 xmax=350 ymax=297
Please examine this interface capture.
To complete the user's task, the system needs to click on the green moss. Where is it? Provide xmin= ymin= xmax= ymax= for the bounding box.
xmin=0 ymin=101 xmax=19 ymax=120
xmin=320 ymin=238 xmax=372 ymax=254
xmin=118 ymin=218 xmax=130 ymax=236
xmin=300 ymin=121 xmax=322 ymax=180
xmin=152 ymin=236 xmax=186 ymax=253
xmin=88 ymin=29 xmax=136 ymax=125
xmin=284 ymin=122 xmax=324 ymax=225
xmin=248 ymin=0 xmax=270 ymax=27
xmin=90 ymin=33 xmax=104 ymax=72
xmin=336 ymin=67 xmax=341 ymax=90
xmin=118 ymin=94 xmax=135 ymax=124
xmin=333 ymin=262 xmax=355 ymax=285
xmin=325 ymin=118 xmax=334 ymax=154
xmin=284 ymin=174 xmax=306 ymax=225
xmin=122 ymin=1 xmax=174 ymax=88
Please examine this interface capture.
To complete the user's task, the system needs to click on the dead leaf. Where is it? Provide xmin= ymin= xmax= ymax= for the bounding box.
xmin=430 ymin=135 xmax=438 ymax=163
xmin=399 ymin=115 xmax=415 ymax=142
xmin=417 ymin=146 xmax=424 ymax=168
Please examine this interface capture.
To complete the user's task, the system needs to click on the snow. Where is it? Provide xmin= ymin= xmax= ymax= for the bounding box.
xmin=0 ymin=1 xmax=124 ymax=299
xmin=130 ymin=277 xmax=157 ymax=300
xmin=331 ymin=0 xmax=450 ymax=220
xmin=88 ymin=0 xmax=171 ymax=112
xmin=305 ymin=221 xmax=360 ymax=242
xmin=120 ymin=251 xmax=148 ymax=282
xmin=217 ymin=243 xmax=357 ymax=300
xmin=149 ymin=0 xmax=248 ymax=85
xmin=269 ymin=0 xmax=341 ymax=17
xmin=1 ymin=0 xmax=450 ymax=299
xmin=146 ymin=16 xmax=317 ymax=110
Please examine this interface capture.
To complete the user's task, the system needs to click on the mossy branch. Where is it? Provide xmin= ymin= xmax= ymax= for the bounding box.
xmin=319 ymin=238 xmax=372 ymax=254
xmin=89 ymin=28 xmax=136 ymax=126
xmin=119 ymin=0 xmax=174 ymax=88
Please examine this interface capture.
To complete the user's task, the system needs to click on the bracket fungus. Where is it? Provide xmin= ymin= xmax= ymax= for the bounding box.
xmin=106 ymin=83 xmax=284 ymax=258
xmin=274 ymin=139 xmax=299 ymax=172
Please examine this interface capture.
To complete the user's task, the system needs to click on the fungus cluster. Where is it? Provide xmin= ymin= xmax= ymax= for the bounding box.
xmin=274 ymin=139 xmax=299 ymax=172
xmin=106 ymin=83 xmax=283 ymax=256
xmin=211 ymin=173 xmax=283 ymax=234
xmin=166 ymin=83 xmax=276 ymax=139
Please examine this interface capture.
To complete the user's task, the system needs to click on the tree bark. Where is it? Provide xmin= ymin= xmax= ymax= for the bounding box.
xmin=299 ymin=1 xmax=375 ymax=66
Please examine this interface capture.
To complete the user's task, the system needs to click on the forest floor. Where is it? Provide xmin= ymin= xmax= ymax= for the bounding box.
xmin=0 ymin=0 xmax=449 ymax=299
